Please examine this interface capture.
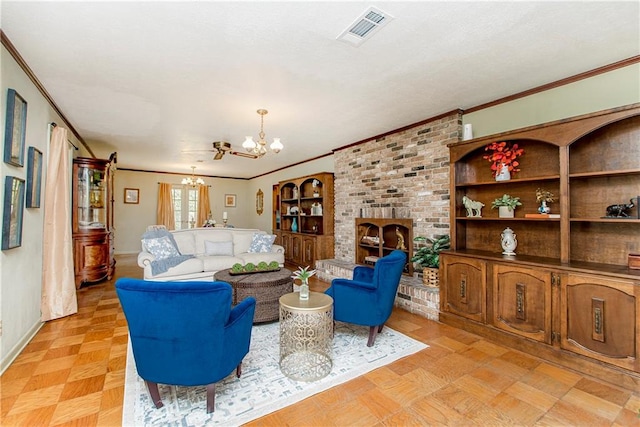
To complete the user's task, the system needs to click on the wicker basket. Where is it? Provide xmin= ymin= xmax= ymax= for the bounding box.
xmin=422 ymin=267 xmax=439 ymax=287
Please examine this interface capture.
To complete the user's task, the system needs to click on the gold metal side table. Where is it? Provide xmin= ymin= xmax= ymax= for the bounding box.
xmin=279 ymin=291 xmax=333 ymax=381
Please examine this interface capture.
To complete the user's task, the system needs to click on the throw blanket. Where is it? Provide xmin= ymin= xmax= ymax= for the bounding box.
xmin=150 ymin=255 xmax=194 ymax=276
xmin=141 ymin=229 xmax=194 ymax=276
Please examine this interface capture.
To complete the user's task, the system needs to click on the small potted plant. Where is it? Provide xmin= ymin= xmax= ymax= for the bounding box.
xmin=492 ymin=194 xmax=522 ymax=218
xmin=483 ymin=141 xmax=524 ymax=181
xmin=291 ymin=265 xmax=316 ymax=300
xmin=410 ymin=235 xmax=450 ymax=287
xmin=536 ymin=188 xmax=556 ymax=214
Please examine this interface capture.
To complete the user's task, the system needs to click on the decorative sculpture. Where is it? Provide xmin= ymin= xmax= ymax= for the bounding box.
xmin=395 ymin=227 xmax=406 ymax=250
xmin=605 ymin=198 xmax=636 ymax=218
xmin=501 ymin=227 xmax=517 ymax=256
xmin=462 ymin=195 xmax=484 ymax=217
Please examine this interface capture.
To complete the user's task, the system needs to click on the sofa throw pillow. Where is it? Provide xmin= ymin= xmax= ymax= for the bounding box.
xmin=143 ymin=236 xmax=181 ymax=260
xmin=204 ymin=240 xmax=234 ymax=256
xmin=248 ymin=233 xmax=276 ymax=253
xmin=141 ymin=229 xmax=182 ymax=254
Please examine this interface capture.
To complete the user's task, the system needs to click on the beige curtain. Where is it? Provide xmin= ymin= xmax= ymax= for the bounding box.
xmin=41 ymin=126 xmax=77 ymax=321
xmin=157 ymin=182 xmax=175 ymax=230
xmin=197 ymin=185 xmax=211 ymax=227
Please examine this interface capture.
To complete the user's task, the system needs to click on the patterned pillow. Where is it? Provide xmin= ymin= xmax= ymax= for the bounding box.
xmin=204 ymin=240 xmax=234 ymax=256
xmin=248 ymin=233 xmax=276 ymax=253
xmin=143 ymin=236 xmax=181 ymax=260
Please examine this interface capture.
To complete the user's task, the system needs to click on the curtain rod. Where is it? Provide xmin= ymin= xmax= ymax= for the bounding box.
xmin=50 ymin=122 xmax=79 ymax=150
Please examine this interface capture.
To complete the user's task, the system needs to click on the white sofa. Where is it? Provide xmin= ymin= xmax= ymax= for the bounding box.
xmin=137 ymin=227 xmax=285 ymax=281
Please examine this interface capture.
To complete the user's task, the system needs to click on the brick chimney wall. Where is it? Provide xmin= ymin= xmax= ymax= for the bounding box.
xmin=333 ymin=111 xmax=462 ymax=262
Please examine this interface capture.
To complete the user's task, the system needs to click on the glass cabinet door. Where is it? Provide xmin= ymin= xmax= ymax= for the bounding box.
xmin=77 ymin=165 xmax=106 ymax=229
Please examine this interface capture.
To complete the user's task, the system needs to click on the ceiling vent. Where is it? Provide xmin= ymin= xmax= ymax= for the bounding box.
xmin=337 ymin=6 xmax=393 ymax=47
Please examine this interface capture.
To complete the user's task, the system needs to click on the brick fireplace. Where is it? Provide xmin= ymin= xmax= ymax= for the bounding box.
xmin=322 ymin=110 xmax=461 ymax=319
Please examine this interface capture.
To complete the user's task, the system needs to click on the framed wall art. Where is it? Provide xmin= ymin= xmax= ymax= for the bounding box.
xmin=2 ymin=176 xmax=25 ymax=250
xmin=124 ymin=188 xmax=139 ymax=204
xmin=3 ymin=89 xmax=28 ymax=167
xmin=225 ymin=194 xmax=236 ymax=207
xmin=26 ymin=147 xmax=43 ymax=208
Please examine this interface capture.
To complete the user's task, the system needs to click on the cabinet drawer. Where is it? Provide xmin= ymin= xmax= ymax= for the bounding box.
xmin=561 ymin=274 xmax=639 ymax=372
xmin=492 ymin=264 xmax=552 ymax=344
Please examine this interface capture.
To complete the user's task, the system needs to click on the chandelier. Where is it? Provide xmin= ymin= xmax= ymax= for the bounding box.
xmin=242 ymin=109 xmax=284 ymax=157
xmin=181 ymin=166 xmax=205 ymax=187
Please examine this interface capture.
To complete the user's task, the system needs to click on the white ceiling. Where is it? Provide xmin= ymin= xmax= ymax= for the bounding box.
xmin=2 ymin=1 xmax=638 ymax=179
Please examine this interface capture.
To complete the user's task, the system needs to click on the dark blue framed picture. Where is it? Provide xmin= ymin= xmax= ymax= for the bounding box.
xmin=3 ymin=89 xmax=28 ymax=167
xmin=26 ymin=146 xmax=43 ymax=208
xmin=2 ymin=176 xmax=25 ymax=250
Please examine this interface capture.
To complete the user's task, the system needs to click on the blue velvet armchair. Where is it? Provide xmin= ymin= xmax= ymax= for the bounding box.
xmin=115 ymin=278 xmax=256 ymax=413
xmin=325 ymin=250 xmax=407 ymax=346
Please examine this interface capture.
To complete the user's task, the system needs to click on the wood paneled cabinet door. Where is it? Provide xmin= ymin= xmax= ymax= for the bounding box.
xmin=302 ymin=236 xmax=316 ymax=266
xmin=441 ymin=255 xmax=486 ymax=323
xmin=561 ymin=274 xmax=640 ymax=372
xmin=492 ymin=264 xmax=553 ymax=344
xmin=290 ymin=234 xmax=302 ymax=265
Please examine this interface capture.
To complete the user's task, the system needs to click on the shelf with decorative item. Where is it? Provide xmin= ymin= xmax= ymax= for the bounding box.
xmin=456 ymin=175 xmax=560 ymax=187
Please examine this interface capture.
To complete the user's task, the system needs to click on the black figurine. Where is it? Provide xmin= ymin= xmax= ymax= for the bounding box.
xmin=605 ymin=198 xmax=636 ymax=218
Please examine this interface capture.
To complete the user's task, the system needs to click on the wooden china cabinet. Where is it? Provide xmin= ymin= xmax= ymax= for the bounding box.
xmin=72 ymin=156 xmax=116 ymax=288
xmin=274 ymin=172 xmax=334 ymax=268
xmin=440 ymin=104 xmax=640 ymax=389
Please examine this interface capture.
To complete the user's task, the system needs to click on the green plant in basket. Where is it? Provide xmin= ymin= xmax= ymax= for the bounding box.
xmin=244 ymin=263 xmax=256 ymax=272
xmin=257 ymin=261 xmax=269 ymax=271
xmin=231 ymin=263 xmax=244 ymax=273
xmin=268 ymin=261 xmax=280 ymax=269
xmin=411 ymin=235 xmax=450 ymax=269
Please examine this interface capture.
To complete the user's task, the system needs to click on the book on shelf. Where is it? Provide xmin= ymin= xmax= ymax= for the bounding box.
xmin=525 ymin=213 xmax=560 ymax=218
xmin=364 ymin=256 xmax=380 ymax=264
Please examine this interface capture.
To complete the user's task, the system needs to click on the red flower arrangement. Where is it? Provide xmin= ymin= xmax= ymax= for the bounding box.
xmin=483 ymin=141 xmax=524 ymax=177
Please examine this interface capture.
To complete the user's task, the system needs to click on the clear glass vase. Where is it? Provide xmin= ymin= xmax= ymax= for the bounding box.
xmin=299 ymin=281 xmax=309 ymax=300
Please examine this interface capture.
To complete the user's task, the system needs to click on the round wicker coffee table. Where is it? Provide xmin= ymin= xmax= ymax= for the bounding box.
xmin=214 ymin=268 xmax=293 ymax=323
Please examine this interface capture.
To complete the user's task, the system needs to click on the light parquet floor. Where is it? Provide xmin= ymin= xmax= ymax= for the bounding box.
xmin=2 ymin=255 xmax=639 ymax=426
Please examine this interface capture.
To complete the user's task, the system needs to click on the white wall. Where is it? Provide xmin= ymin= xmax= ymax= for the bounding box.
xmin=114 ymin=170 xmax=249 ymax=254
xmin=114 ymin=156 xmax=336 ymax=253
xmin=0 ymin=46 xmax=82 ymax=372
xmin=464 ymin=63 xmax=640 ymax=138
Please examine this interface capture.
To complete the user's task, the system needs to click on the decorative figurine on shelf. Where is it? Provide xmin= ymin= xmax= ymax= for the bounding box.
xmin=501 ymin=227 xmax=517 ymax=256
xmin=462 ymin=195 xmax=484 ymax=217
xmin=605 ymin=198 xmax=636 ymax=218
xmin=203 ymin=212 xmax=216 ymax=227
xmin=536 ymin=188 xmax=556 ymax=214
xmin=312 ymin=179 xmax=321 ymax=197
xmin=311 ymin=202 xmax=323 ymax=215
xmin=395 ymin=227 xmax=406 ymax=250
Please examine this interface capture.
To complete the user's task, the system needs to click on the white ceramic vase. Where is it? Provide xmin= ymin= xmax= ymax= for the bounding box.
xmin=501 ymin=227 xmax=517 ymax=255
xmin=495 ymin=164 xmax=511 ymax=181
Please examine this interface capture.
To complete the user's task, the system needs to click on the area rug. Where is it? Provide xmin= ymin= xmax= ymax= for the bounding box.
xmin=122 ymin=322 xmax=427 ymax=426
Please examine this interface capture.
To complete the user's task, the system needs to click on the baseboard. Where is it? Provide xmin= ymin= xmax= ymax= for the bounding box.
xmin=1 ymin=320 xmax=44 ymax=375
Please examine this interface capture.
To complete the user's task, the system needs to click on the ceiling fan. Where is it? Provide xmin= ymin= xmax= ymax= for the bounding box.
xmin=184 ymin=141 xmax=259 ymax=161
